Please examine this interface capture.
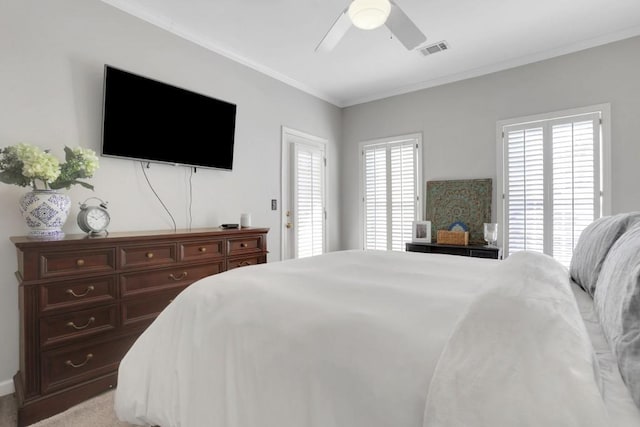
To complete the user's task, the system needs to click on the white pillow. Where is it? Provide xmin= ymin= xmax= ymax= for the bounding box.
xmin=570 ymin=212 xmax=640 ymax=297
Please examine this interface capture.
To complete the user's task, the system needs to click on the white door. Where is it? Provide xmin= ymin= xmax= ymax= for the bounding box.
xmin=281 ymin=127 xmax=327 ymax=260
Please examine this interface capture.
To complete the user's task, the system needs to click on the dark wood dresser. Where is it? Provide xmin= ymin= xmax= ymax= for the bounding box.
xmin=405 ymin=242 xmax=501 ymax=259
xmin=10 ymin=226 xmax=269 ymax=427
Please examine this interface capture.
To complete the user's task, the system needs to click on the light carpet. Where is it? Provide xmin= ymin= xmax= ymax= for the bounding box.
xmin=0 ymin=390 xmax=139 ymax=427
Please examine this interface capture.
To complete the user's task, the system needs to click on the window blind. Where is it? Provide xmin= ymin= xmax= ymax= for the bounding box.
xmin=503 ymin=112 xmax=600 ymax=266
xmin=364 ymin=145 xmax=388 ymax=250
xmin=506 ymin=127 xmax=544 ymax=255
xmin=363 ymin=139 xmax=419 ymax=251
xmin=552 ymin=119 xmax=597 ymax=267
xmin=294 ymin=143 xmax=325 ymax=259
xmin=390 ymin=143 xmax=417 ymax=251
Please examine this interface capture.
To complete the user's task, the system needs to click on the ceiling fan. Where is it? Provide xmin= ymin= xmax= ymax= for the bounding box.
xmin=315 ymin=0 xmax=427 ymax=53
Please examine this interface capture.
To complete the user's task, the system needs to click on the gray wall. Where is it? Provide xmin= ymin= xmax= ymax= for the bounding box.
xmin=340 ymin=36 xmax=640 ymax=250
xmin=0 ymin=0 xmax=342 ymax=392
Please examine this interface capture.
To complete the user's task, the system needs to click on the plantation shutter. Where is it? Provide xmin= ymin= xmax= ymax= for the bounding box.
xmin=364 ymin=145 xmax=388 ymax=250
xmin=294 ymin=142 xmax=325 ymax=259
xmin=390 ymin=143 xmax=418 ymax=251
xmin=503 ymin=112 xmax=600 ymax=266
xmin=505 ymin=127 xmax=545 ymax=255
xmin=551 ymin=116 xmax=599 ymax=267
xmin=363 ymin=138 xmax=419 ymax=251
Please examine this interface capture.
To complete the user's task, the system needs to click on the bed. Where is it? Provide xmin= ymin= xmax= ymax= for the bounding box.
xmin=114 ymin=213 xmax=640 ymax=427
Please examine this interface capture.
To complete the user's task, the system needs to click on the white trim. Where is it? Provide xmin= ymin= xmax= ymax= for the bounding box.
xmin=496 ymin=103 xmax=611 ymax=128
xmin=358 ymin=132 xmax=423 ymax=249
xmin=495 ymin=122 xmax=505 ymax=250
xmin=600 ymin=104 xmax=612 ymax=216
xmin=281 ymin=127 xmax=328 ymax=260
xmin=0 ymin=378 xmax=14 ymax=397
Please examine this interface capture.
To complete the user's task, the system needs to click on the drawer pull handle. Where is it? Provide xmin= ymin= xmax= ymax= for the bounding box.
xmin=66 ymin=317 xmax=95 ymax=330
xmin=238 ymin=261 xmax=252 ymax=267
xmin=240 ymin=243 xmax=248 ymax=248
xmin=146 ymin=252 xmax=154 ymax=259
xmin=66 ymin=353 xmax=93 ymax=368
xmin=76 ymin=259 xmax=85 ymax=267
xmin=66 ymin=285 xmax=95 ymax=298
xmin=199 ymin=247 xmax=207 ymax=253
xmin=169 ymin=271 xmax=188 ymax=281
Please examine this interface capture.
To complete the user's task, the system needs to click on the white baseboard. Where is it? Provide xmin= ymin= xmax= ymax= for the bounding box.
xmin=0 ymin=378 xmax=15 ymax=397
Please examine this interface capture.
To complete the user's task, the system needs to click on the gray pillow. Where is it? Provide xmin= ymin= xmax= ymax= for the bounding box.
xmin=570 ymin=212 xmax=640 ymax=296
xmin=594 ymin=223 xmax=640 ymax=409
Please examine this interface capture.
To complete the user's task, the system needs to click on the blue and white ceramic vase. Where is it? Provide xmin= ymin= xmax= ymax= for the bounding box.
xmin=19 ymin=190 xmax=71 ymax=238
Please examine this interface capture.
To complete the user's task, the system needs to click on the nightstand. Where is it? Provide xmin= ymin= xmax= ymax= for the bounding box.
xmin=405 ymin=242 xmax=501 ymax=259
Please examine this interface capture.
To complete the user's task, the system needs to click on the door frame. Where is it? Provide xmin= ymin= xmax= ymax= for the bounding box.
xmin=281 ymin=126 xmax=328 ymax=260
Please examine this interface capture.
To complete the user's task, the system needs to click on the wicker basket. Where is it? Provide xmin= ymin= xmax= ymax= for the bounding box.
xmin=436 ymin=230 xmax=469 ymax=246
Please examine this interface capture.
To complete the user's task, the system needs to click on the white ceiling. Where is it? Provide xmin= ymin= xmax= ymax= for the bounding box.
xmin=101 ymin=0 xmax=640 ymax=107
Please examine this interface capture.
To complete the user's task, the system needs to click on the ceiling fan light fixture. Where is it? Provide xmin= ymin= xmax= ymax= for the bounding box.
xmin=348 ymin=0 xmax=391 ymax=30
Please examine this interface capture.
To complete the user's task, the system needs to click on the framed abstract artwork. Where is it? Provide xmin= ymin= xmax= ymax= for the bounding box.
xmin=425 ymin=178 xmax=492 ymax=244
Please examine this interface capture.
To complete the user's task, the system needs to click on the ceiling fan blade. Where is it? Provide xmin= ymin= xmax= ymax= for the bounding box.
xmin=315 ymin=8 xmax=352 ymax=53
xmin=385 ymin=1 xmax=427 ymax=50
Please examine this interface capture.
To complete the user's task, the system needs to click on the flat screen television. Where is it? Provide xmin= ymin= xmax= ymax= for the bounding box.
xmin=101 ymin=65 xmax=237 ymax=170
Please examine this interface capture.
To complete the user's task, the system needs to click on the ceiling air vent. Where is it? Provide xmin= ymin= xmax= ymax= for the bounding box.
xmin=419 ymin=41 xmax=450 ymax=56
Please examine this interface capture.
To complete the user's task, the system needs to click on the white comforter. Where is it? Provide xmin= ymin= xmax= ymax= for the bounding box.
xmin=114 ymin=249 xmax=611 ymax=427
xmin=423 ymin=251 xmax=609 ymax=427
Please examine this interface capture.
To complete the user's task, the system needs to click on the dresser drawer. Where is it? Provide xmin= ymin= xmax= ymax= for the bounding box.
xmin=179 ymin=239 xmax=225 ymax=262
xmin=119 ymin=243 xmax=177 ymax=269
xmin=227 ymin=235 xmax=265 ymax=257
xmin=39 ymin=248 xmax=115 ymax=279
xmin=121 ymin=286 xmax=187 ymax=328
xmin=41 ymin=334 xmax=137 ymax=393
xmin=120 ymin=262 xmax=222 ymax=297
xmin=39 ymin=276 xmax=117 ymax=313
xmin=40 ymin=305 xmax=117 ymax=348
xmin=227 ymin=255 xmax=266 ymax=271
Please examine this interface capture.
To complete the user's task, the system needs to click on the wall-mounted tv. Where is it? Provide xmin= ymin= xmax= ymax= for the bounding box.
xmin=101 ymin=65 xmax=237 ymax=170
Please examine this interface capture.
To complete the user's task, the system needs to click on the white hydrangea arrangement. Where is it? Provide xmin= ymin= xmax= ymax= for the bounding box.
xmin=0 ymin=143 xmax=99 ymax=190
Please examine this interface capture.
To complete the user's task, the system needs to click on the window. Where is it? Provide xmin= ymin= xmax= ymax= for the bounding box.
xmin=497 ymin=105 xmax=610 ymax=266
xmin=360 ymin=134 xmax=422 ymax=251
